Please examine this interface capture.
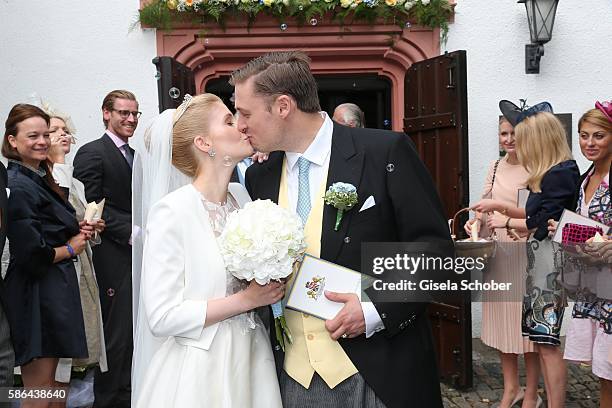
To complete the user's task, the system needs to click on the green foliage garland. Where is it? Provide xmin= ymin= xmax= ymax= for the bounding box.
xmin=140 ymin=0 xmax=452 ymax=39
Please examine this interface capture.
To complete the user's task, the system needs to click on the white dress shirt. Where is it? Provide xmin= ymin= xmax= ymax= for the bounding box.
xmin=236 ymin=157 xmax=253 ymax=187
xmin=284 ymin=112 xmax=384 ymax=338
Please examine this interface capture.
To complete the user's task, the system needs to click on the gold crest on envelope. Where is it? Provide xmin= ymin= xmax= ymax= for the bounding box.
xmin=305 ymin=276 xmax=326 ymax=300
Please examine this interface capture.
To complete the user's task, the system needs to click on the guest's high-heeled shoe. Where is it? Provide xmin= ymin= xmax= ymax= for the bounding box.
xmin=492 ymin=387 xmax=525 ymax=408
xmin=510 ymin=387 xmax=525 ymax=407
xmin=520 ymin=393 xmax=543 ymax=408
xmin=535 ymin=394 xmax=543 ymax=408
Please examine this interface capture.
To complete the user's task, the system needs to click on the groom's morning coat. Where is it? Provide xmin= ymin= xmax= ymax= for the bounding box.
xmin=246 ymin=123 xmax=451 ymax=408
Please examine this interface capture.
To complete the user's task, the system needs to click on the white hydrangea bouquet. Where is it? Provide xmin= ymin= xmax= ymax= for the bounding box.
xmin=219 ymin=199 xmax=307 ymax=350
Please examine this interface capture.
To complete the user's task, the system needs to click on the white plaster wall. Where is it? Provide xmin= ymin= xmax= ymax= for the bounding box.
xmin=443 ymin=0 xmax=612 ymax=336
xmin=0 ymin=0 xmax=158 ymax=159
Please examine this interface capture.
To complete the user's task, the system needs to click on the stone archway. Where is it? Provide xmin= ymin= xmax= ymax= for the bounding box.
xmin=155 ymin=17 xmax=441 ymax=131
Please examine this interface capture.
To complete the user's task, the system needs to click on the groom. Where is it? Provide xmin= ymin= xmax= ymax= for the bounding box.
xmin=233 ymin=51 xmax=451 ymax=408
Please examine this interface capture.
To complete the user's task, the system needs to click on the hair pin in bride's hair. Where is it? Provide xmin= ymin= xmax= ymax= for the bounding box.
xmin=173 ymin=94 xmax=194 ymax=125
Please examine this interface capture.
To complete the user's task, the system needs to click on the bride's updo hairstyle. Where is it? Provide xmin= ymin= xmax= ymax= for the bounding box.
xmin=172 ymin=93 xmax=224 ymax=177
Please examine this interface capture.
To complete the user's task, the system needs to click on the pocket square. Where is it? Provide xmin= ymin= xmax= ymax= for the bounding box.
xmin=359 ymin=195 xmax=376 ymax=212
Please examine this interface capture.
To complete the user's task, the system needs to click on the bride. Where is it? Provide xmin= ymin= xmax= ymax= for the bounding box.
xmin=131 ymin=94 xmax=284 ymax=407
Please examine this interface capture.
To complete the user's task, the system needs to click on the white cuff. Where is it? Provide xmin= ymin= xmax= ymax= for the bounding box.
xmin=361 ymin=301 xmax=385 ymax=338
xmin=129 ymin=225 xmax=141 ymax=246
xmin=52 ymin=163 xmax=74 ymax=189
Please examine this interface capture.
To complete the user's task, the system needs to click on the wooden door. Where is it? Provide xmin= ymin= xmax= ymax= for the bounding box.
xmin=152 ymin=56 xmax=196 ymax=112
xmin=404 ymin=50 xmax=473 ymax=389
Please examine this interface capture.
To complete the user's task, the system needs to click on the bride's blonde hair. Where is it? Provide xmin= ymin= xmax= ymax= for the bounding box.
xmin=172 ymin=93 xmax=223 ymax=178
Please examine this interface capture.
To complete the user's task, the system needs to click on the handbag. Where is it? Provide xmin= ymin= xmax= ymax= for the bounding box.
xmin=482 ymin=158 xmax=501 ymax=200
xmin=561 ymin=223 xmax=603 ymax=244
xmin=479 ymin=159 xmax=502 ymax=238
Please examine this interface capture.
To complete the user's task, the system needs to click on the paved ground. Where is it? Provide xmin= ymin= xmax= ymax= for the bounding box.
xmin=441 ymin=338 xmax=601 ymax=407
xmin=8 ymin=337 xmax=600 ymax=407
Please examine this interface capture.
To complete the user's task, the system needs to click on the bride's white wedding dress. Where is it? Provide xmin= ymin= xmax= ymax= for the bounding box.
xmin=133 ymin=184 xmax=281 ymax=408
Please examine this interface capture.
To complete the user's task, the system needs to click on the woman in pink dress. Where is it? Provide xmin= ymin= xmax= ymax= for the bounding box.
xmin=466 ymin=113 xmax=541 ymax=408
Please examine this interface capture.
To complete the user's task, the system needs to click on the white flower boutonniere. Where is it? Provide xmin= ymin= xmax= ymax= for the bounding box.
xmin=324 ymin=182 xmax=358 ymax=231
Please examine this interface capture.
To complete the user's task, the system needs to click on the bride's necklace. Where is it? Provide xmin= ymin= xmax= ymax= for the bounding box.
xmin=198 ymin=191 xmax=237 ymax=236
xmin=201 ymin=194 xmax=229 ymax=209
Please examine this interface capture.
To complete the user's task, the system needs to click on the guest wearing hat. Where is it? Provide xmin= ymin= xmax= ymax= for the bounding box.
xmin=466 ymin=105 xmax=541 ymax=408
xmin=560 ymin=101 xmax=611 ymax=408
xmin=44 ymin=103 xmax=108 ymax=384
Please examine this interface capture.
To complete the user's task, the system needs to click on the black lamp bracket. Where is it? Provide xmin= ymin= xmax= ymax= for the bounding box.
xmin=525 ymin=43 xmax=545 ymax=74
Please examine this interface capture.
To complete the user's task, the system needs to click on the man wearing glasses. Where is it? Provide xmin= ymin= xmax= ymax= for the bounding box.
xmin=74 ymin=90 xmax=139 ymax=408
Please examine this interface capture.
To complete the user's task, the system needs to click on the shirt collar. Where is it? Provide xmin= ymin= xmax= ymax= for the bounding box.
xmin=106 ymin=130 xmax=128 ymax=149
xmin=286 ymin=112 xmax=333 ymax=171
xmin=8 ymin=159 xmax=47 ymax=178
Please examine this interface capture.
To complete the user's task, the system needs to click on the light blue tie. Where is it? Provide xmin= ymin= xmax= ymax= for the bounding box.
xmin=296 ymin=156 xmax=311 ymax=224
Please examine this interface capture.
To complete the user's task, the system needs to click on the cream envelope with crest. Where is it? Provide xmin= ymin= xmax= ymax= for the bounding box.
xmin=286 ymin=255 xmax=362 ymax=320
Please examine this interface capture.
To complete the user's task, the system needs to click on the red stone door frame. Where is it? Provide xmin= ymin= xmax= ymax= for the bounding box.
xmin=154 ymin=17 xmax=442 ymax=131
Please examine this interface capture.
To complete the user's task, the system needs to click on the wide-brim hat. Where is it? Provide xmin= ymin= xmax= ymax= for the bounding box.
xmin=499 ymin=100 xmax=554 ymax=127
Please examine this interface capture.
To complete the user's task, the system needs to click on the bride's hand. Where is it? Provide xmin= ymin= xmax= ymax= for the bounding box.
xmin=251 ymin=151 xmax=269 ymax=163
xmin=242 ymin=280 xmax=285 ymax=309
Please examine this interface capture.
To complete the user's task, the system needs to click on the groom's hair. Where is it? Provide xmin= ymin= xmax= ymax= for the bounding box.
xmin=230 ymin=51 xmax=321 ymax=113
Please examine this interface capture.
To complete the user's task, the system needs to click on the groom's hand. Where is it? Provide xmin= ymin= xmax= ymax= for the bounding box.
xmin=324 ymin=291 xmax=365 ymax=340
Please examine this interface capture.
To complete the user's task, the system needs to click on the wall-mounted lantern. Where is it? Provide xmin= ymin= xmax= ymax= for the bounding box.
xmin=518 ymin=0 xmax=560 ymax=74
